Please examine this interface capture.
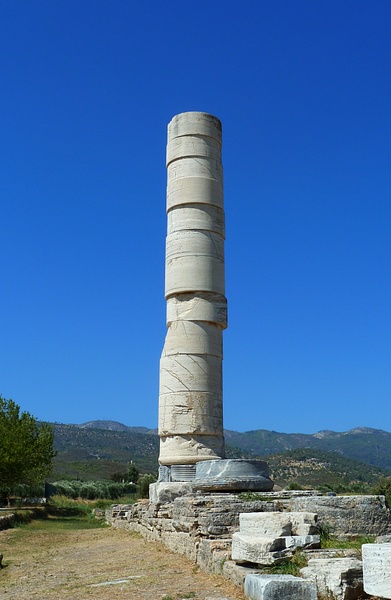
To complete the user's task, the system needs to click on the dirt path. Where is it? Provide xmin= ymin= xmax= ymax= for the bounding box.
xmin=0 ymin=523 xmax=246 ymax=600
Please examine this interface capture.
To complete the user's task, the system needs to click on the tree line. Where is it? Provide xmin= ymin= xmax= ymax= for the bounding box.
xmin=0 ymin=395 xmax=156 ymax=503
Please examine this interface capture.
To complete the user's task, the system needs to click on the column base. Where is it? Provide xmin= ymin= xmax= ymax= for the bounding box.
xmin=158 ymin=459 xmax=274 ymax=492
xmin=195 ymin=459 xmax=274 ymax=492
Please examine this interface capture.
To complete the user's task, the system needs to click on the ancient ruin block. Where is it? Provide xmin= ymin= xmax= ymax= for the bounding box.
xmin=238 ymin=511 xmax=318 ymax=537
xmin=231 ymin=533 xmax=287 ymax=565
xmin=301 ymin=557 xmax=364 ymax=600
xmin=362 ymin=543 xmax=391 ymax=598
xmin=244 ymin=574 xmax=317 ymax=600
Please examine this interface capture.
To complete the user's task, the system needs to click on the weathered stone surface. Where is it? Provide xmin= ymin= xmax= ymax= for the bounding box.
xmin=232 ymin=531 xmax=320 ymax=565
xmin=163 ymin=320 xmax=222 ymax=357
xmin=149 ymin=482 xmax=194 ymax=504
xmin=238 ymin=511 xmax=317 ymax=537
xmin=283 ymin=494 xmax=391 ymax=537
xmin=159 ymin=112 xmax=227 ymax=469
xmin=166 ymin=293 xmax=227 ymax=328
xmin=289 ymin=511 xmax=318 ymax=535
xmin=195 ymin=459 xmax=273 ymax=492
xmin=168 ymin=204 xmax=225 ymax=237
xmin=221 ymin=560 xmax=260 ymax=588
xmin=109 ymin=491 xmax=391 ymax=593
xmin=376 ymin=534 xmax=391 ymax=543
xmin=159 ymin=355 xmax=222 ymax=396
xmin=197 ymin=538 xmax=232 ymax=574
xmin=238 ymin=512 xmax=292 ymax=537
xmin=165 ymin=230 xmax=225 ymax=295
xmin=111 ymin=494 xmax=280 ymax=539
xmin=158 ymin=465 xmax=171 ymax=482
xmin=285 ymin=535 xmax=320 ymax=549
xmin=232 ymin=511 xmax=320 ymax=564
xmin=301 ymin=557 xmax=364 ymax=600
xmin=170 ymin=464 xmax=196 ymax=482
xmin=362 ymin=542 xmax=391 ymax=598
xmin=159 ymin=433 xmax=225 ymax=466
xmin=244 ymin=574 xmax=317 ymax=600
xmin=231 ymin=533 xmax=287 ymax=565
xmin=304 ymin=548 xmax=360 ymax=560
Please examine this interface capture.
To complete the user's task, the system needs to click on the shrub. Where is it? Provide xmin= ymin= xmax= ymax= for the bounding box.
xmin=51 ymin=480 xmax=137 ymax=501
xmin=287 ymin=481 xmax=304 ymax=490
xmin=137 ymin=473 xmax=157 ymax=498
xmin=372 ymin=477 xmax=391 ymax=508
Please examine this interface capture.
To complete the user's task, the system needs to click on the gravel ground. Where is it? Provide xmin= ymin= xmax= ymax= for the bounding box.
xmin=0 ymin=524 xmax=246 ymax=600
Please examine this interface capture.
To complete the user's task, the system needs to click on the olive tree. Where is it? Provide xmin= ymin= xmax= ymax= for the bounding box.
xmin=0 ymin=395 xmax=55 ymax=502
xmin=137 ymin=473 xmax=157 ymax=498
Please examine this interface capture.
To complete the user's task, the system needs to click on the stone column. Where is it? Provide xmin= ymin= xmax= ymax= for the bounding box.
xmin=158 ymin=112 xmax=227 ymax=473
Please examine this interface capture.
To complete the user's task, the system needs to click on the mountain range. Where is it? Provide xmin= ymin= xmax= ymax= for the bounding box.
xmin=50 ymin=420 xmax=391 ymax=489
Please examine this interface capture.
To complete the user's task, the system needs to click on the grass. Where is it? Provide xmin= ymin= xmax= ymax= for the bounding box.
xmin=93 ymin=495 xmax=137 ymax=508
xmin=47 ymin=496 xmax=109 ymax=530
xmin=261 ymin=550 xmax=308 ymax=576
xmin=2 ymin=496 xmax=109 ymax=532
xmin=317 ymin=522 xmax=375 ymax=550
xmin=26 ymin=513 xmax=108 ymax=531
xmin=48 ymin=493 xmax=136 ymax=510
xmin=237 ymin=492 xmax=276 ymax=502
xmin=2 ymin=494 xmax=134 ymax=534
xmin=252 ymin=531 xmax=374 ymax=577
xmin=321 ymin=535 xmax=375 ymax=550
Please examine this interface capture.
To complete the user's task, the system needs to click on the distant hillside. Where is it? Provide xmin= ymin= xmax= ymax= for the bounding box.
xmin=50 ymin=420 xmax=391 ymax=486
xmin=225 ymin=427 xmax=391 ymax=471
xmin=267 ymin=448 xmax=389 ymax=490
xmin=77 ymin=420 xmax=156 ymax=434
xmin=52 ymin=423 xmax=159 ymax=480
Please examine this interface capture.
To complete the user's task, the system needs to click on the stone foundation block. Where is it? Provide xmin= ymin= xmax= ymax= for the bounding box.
xmin=289 ymin=511 xmax=318 ymax=535
xmin=222 ymin=560 xmax=260 ymax=588
xmin=197 ymin=538 xmax=232 ymax=574
xmin=362 ymin=542 xmax=391 ymax=598
xmin=149 ymin=482 xmax=194 ymax=504
xmin=284 ymin=495 xmax=391 ymax=537
xmin=239 ymin=511 xmax=318 ymax=537
xmin=160 ymin=530 xmax=197 ymax=561
xmin=239 ymin=512 xmax=292 ymax=537
xmin=244 ymin=574 xmax=317 ymax=600
xmin=301 ymin=557 xmax=364 ymax=600
xmin=231 ymin=534 xmax=287 ymax=565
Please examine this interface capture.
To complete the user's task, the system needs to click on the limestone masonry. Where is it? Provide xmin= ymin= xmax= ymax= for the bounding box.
xmin=108 ymin=491 xmax=391 ymax=596
xmin=159 ymin=112 xmax=227 ymax=470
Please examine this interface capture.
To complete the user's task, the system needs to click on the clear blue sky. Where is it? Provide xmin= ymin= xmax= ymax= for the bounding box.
xmin=1 ymin=1 xmax=390 ymax=434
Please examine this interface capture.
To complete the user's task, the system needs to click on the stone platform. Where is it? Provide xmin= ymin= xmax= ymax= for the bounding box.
xmin=107 ymin=491 xmax=391 ymax=590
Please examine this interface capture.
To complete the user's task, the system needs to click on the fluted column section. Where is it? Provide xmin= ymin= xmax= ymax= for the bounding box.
xmin=158 ymin=112 xmax=227 ymax=466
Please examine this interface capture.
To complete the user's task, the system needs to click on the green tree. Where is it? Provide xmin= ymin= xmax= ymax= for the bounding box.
xmin=127 ymin=462 xmax=139 ymax=484
xmin=137 ymin=473 xmax=157 ymax=498
xmin=110 ymin=471 xmax=127 ymax=483
xmin=0 ymin=395 xmax=55 ymax=502
xmin=372 ymin=477 xmax=391 ymax=508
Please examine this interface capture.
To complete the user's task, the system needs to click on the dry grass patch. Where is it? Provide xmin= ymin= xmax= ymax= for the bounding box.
xmin=0 ymin=517 xmax=246 ymax=600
